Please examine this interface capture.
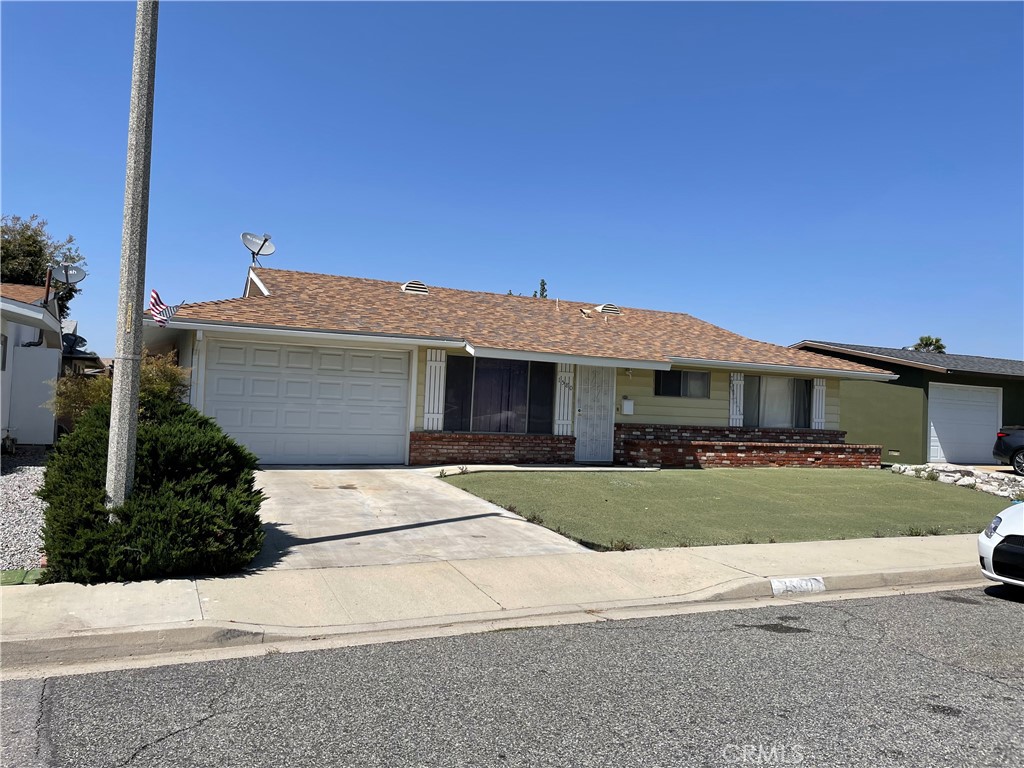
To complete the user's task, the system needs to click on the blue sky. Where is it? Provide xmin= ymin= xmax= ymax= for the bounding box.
xmin=3 ymin=1 xmax=1022 ymax=359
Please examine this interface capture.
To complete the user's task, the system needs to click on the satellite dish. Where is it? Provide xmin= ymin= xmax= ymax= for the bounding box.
xmin=62 ymin=333 xmax=87 ymax=354
xmin=241 ymin=232 xmax=275 ymax=265
xmin=53 ymin=263 xmax=87 ymax=284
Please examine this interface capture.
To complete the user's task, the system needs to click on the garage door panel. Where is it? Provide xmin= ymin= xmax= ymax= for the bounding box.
xmin=251 ymin=347 xmax=280 ymax=367
xmin=285 ymin=349 xmax=314 ymax=369
xmin=284 ymin=379 xmax=313 ymax=398
xmin=379 ymin=354 xmax=408 ymax=375
xmin=248 ymin=408 xmax=278 ymax=428
xmin=211 ymin=406 xmax=244 ymax=428
xmin=318 ymin=352 xmax=345 ymax=371
xmin=314 ymin=380 xmax=343 ymax=399
xmin=213 ymin=375 xmax=245 ymax=397
xmin=205 ymin=340 xmax=409 ymax=464
xmin=347 ymin=352 xmax=377 ymax=373
xmin=250 ymin=378 xmax=279 ymax=397
xmin=283 ymin=409 xmax=311 ymax=429
xmin=215 ymin=345 xmax=247 ymax=366
xmin=378 ymin=381 xmax=407 ymax=404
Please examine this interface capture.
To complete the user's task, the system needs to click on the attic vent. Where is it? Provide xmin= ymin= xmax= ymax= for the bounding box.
xmin=594 ymin=303 xmax=621 ymax=315
xmin=401 ymin=280 xmax=429 ymax=294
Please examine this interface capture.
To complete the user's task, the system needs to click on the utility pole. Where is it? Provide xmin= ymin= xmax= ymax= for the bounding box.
xmin=106 ymin=0 xmax=159 ymax=510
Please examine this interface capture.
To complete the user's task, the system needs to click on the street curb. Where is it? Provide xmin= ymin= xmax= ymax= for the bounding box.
xmin=0 ymin=566 xmax=982 ymax=672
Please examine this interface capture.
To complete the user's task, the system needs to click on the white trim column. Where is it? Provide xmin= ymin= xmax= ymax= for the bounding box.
xmin=812 ymin=377 xmax=826 ymax=430
xmin=554 ymin=363 xmax=574 ymax=436
xmin=729 ymin=372 xmax=744 ymax=427
xmin=423 ymin=349 xmax=447 ymax=430
xmin=190 ymin=330 xmax=207 ymax=412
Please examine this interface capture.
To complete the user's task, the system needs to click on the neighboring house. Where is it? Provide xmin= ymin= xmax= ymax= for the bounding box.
xmin=792 ymin=341 xmax=1024 ymax=465
xmin=1 ymin=283 xmax=62 ymax=446
xmin=142 ymin=268 xmax=894 ymax=468
xmin=60 ymin=319 xmax=107 ymax=376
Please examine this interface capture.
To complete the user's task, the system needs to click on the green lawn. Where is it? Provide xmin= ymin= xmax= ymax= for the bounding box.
xmin=443 ymin=469 xmax=1012 ymax=549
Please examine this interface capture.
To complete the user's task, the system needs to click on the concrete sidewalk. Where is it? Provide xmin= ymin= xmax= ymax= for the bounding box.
xmin=0 ymin=534 xmax=986 ymax=672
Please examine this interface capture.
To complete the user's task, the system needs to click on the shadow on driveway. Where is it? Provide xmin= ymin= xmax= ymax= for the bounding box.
xmin=250 ymin=513 xmax=504 ymax=570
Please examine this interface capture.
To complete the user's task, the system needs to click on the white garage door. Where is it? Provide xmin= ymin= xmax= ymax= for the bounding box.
xmin=927 ymin=382 xmax=1002 ymax=464
xmin=204 ymin=339 xmax=409 ymax=465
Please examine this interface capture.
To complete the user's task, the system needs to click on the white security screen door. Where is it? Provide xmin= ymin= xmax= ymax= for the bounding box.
xmin=574 ymin=365 xmax=616 ymax=462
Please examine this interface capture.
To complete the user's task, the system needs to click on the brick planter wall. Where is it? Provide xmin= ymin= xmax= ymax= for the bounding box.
xmin=620 ymin=440 xmax=882 ymax=469
xmin=409 ymin=432 xmax=576 ymax=466
xmin=615 ymin=424 xmax=845 ymax=458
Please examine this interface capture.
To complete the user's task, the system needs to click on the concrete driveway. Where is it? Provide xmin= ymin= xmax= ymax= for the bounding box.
xmin=250 ymin=468 xmax=586 ymax=570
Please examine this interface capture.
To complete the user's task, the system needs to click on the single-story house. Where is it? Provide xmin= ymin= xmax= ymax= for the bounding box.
xmin=1 ymin=283 xmax=62 ymax=447
xmin=791 ymin=341 xmax=1024 ymax=465
xmin=143 ymin=268 xmax=895 ymax=468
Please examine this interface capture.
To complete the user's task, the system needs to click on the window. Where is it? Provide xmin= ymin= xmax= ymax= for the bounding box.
xmin=654 ymin=369 xmax=710 ymax=398
xmin=742 ymin=376 xmax=811 ymax=428
xmin=442 ymin=358 xmax=558 ymax=434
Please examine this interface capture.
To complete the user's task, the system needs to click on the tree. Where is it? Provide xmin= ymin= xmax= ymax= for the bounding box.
xmin=1 ymin=214 xmax=86 ymax=320
xmin=912 ymin=335 xmax=946 ymax=354
xmin=538 ymin=278 xmax=548 ymax=299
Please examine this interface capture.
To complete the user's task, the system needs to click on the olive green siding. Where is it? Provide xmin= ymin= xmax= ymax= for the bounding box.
xmin=840 ymin=380 xmax=926 ymax=463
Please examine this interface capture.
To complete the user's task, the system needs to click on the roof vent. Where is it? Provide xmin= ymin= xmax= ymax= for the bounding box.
xmin=401 ymin=280 xmax=429 ymax=294
xmin=594 ymin=303 xmax=621 ymax=315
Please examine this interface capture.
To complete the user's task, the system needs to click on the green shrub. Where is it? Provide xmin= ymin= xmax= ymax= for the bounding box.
xmin=50 ymin=350 xmax=189 ymax=428
xmin=38 ymin=398 xmax=265 ymax=584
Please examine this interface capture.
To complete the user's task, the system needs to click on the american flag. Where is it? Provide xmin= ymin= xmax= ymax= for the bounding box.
xmin=149 ymin=290 xmax=181 ymax=327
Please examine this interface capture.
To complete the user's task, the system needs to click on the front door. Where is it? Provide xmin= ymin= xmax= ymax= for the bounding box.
xmin=575 ymin=365 xmax=616 ymax=462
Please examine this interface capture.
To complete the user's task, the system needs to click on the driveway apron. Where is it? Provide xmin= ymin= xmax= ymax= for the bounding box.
xmin=250 ymin=468 xmax=586 ymax=570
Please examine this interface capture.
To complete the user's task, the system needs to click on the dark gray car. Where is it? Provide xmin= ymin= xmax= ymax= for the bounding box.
xmin=993 ymin=426 xmax=1024 ymax=475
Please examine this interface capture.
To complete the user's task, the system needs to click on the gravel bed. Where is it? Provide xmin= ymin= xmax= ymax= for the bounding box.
xmin=1 ymin=447 xmax=48 ymax=570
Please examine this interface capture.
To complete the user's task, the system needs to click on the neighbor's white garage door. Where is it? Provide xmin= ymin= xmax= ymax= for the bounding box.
xmin=204 ymin=339 xmax=409 ymax=464
xmin=927 ymin=382 xmax=1002 ymax=464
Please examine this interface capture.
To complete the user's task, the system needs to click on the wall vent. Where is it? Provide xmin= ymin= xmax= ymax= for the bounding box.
xmin=594 ymin=303 xmax=621 ymax=315
xmin=401 ymin=280 xmax=429 ymax=294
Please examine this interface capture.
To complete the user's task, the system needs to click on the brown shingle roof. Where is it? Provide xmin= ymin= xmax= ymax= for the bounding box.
xmin=170 ymin=268 xmax=888 ymax=375
xmin=1 ymin=283 xmax=48 ymax=305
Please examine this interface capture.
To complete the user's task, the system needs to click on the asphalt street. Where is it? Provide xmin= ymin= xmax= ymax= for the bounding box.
xmin=4 ymin=586 xmax=1022 ymax=768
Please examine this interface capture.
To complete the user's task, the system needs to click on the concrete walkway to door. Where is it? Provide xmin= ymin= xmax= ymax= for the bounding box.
xmin=250 ymin=468 xmax=587 ymax=570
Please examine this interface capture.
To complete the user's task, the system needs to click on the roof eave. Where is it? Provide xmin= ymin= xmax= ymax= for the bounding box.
xmin=791 ymin=341 xmax=949 ymax=374
xmin=666 ymin=356 xmax=898 ymax=381
xmin=143 ymin=317 xmax=468 ymax=348
xmin=467 ymin=344 xmax=671 ymax=370
xmin=1 ymin=297 xmax=62 ymax=333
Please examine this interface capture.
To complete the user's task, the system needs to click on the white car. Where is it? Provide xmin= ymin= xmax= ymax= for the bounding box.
xmin=978 ymin=502 xmax=1024 ymax=589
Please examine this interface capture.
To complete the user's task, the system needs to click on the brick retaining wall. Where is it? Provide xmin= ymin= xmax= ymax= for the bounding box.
xmin=615 ymin=424 xmax=845 ymax=458
xmin=409 ymin=432 xmax=576 ymax=466
xmin=620 ymin=440 xmax=882 ymax=469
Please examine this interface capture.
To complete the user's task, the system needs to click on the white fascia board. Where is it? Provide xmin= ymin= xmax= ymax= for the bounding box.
xmin=245 ymin=269 xmax=270 ymax=297
xmin=0 ymin=298 xmax=61 ymax=333
xmin=469 ymin=346 xmax=671 ymax=370
xmin=790 ymin=341 xmax=948 ymax=374
xmin=142 ymin=317 xmax=467 ymax=349
xmin=666 ymin=356 xmax=899 ymax=381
